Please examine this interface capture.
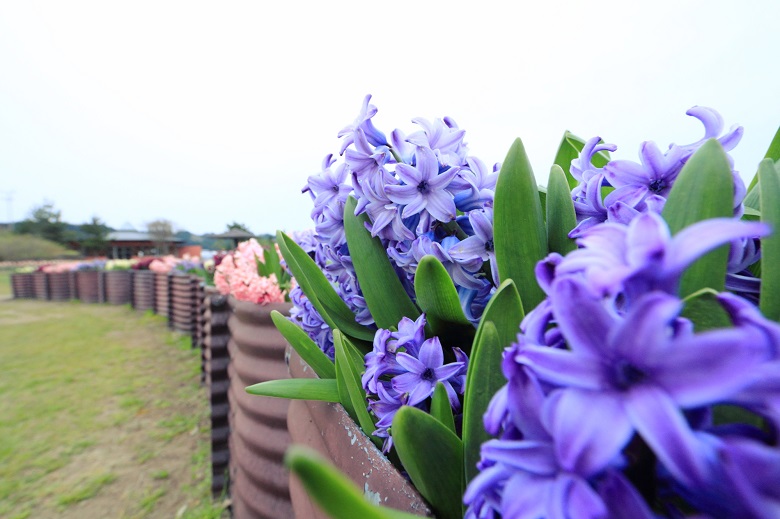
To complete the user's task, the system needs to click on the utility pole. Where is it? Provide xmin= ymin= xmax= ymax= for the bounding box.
xmin=1 ymin=191 xmax=13 ymax=231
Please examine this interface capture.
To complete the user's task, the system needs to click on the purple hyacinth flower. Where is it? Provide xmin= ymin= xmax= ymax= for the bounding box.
xmin=392 ymin=336 xmax=464 ymax=407
xmin=389 ymin=314 xmax=427 ymax=357
xmin=303 ymin=155 xmax=352 ymax=218
xmin=405 ymin=116 xmax=467 ymax=167
xmin=677 ymin=105 xmax=744 ymax=155
xmin=449 ymin=207 xmax=498 ymax=286
xmin=554 ymin=211 xmax=770 ymax=302
xmin=516 ymin=278 xmax=774 ymax=486
xmin=337 ymin=94 xmax=388 ymax=154
xmin=344 ymin=128 xmax=391 ymax=179
xmin=450 ymin=156 xmax=499 ymax=211
xmin=363 ymin=328 xmax=405 ymax=394
xmin=604 ymin=140 xmax=687 ymax=201
xmin=385 ymin=147 xmax=459 ymax=232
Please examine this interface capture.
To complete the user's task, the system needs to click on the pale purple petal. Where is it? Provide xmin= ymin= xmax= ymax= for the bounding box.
xmin=551 ymin=278 xmax=617 ymax=356
xmin=665 ymin=219 xmax=770 ymax=277
xmin=395 ymin=352 xmax=424 ymax=374
xmin=417 ymin=337 xmax=444 ymax=368
xmin=516 ymin=345 xmax=603 ymax=390
xmin=655 ymin=327 xmax=770 ymax=407
xmin=424 ymin=191 xmax=457 ymax=222
xmin=625 ymin=385 xmax=712 ymax=487
xmin=544 ymin=389 xmax=633 ymax=477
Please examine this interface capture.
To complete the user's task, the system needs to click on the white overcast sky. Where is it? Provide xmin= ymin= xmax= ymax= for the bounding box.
xmin=1 ymin=1 xmax=778 ymax=235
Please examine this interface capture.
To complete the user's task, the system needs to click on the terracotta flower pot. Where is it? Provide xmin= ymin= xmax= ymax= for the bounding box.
xmin=47 ymin=272 xmax=74 ymax=301
xmin=154 ymin=272 xmax=171 ymax=320
xmin=32 ymin=271 xmax=49 ymax=300
xmin=105 ymin=270 xmax=133 ymax=305
xmin=11 ymin=273 xmax=35 ymax=299
xmin=132 ymin=271 xmax=155 ymax=312
xmin=227 ymin=298 xmax=294 ymax=519
xmin=287 ymin=349 xmax=432 ymax=518
xmin=170 ymin=274 xmax=198 ymax=338
xmin=203 ymin=287 xmax=231 ymax=498
xmin=76 ymin=271 xmax=104 ymax=303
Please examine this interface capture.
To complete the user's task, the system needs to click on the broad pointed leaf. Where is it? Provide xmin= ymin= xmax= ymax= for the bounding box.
xmin=285 ymin=446 xmax=423 ymax=519
xmin=334 ymin=330 xmax=380 ymax=447
xmin=277 ymin=230 xmax=375 ymax=341
xmin=662 ymin=139 xmax=734 ymax=296
xmin=759 ymin=158 xmax=780 ymax=321
xmin=494 ymin=138 xmax=547 ymax=310
xmin=546 ymin=164 xmax=577 ymax=255
xmin=245 ymin=379 xmax=340 ymax=401
xmin=271 ymin=310 xmax=335 ymax=379
xmin=747 ymin=126 xmax=780 ymax=192
xmin=414 ymin=255 xmax=474 ymax=349
xmin=463 ymin=281 xmax=522 ymax=484
xmin=392 ymin=406 xmax=464 ymax=519
xmin=344 ymin=196 xmax=420 ymax=329
xmin=430 ymin=382 xmax=456 ymax=435
xmin=681 ymin=288 xmax=731 ymax=332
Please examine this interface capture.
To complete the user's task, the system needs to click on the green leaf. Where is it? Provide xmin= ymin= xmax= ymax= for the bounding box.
xmin=271 ymin=310 xmax=336 ymax=379
xmin=681 ymin=288 xmax=731 ymax=332
xmin=334 ymin=330 xmax=380 ymax=447
xmin=277 ymin=231 xmax=375 ymax=342
xmin=553 ymin=131 xmax=611 ymax=189
xmin=759 ymin=159 xmax=780 ymax=321
xmin=343 ymin=196 xmax=420 ymax=329
xmin=263 ymin=245 xmax=282 ymax=278
xmin=494 ymin=138 xmax=548 ymax=310
xmin=285 ymin=446 xmax=423 ymax=519
xmin=392 ymin=406 xmax=464 ymax=519
xmin=747 ymin=126 xmax=780 ymax=192
xmin=430 ymin=382 xmax=456 ymax=435
xmin=414 ymin=255 xmax=474 ymax=350
xmin=546 ymin=164 xmax=577 ymax=256
xmin=245 ymin=379 xmax=340 ymax=401
xmin=462 ymin=281 xmax=522 ymax=484
xmin=662 ymin=139 xmax=734 ymax=296
xmin=744 ymin=182 xmax=761 ymax=212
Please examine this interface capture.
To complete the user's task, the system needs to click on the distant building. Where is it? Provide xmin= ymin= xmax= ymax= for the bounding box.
xmin=106 ymin=230 xmax=183 ymax=259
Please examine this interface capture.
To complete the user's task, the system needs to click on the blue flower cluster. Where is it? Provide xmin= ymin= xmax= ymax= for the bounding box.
xmin=361 ymin=313 xmax=468 ymax=452
xmin=464 ymin=217 xmax=779 ymax=514
xmin=290 ymin=95 xmax=501 ymax=355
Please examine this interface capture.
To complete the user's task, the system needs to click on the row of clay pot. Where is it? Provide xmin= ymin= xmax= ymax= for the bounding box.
xmin=11 ymin=271 xmax=130 ymax=304
xmin=208 ymin=298 xmax=430 ymax=519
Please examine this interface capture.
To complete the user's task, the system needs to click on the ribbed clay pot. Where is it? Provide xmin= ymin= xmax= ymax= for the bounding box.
xmin=170 ymin=274 xmax=198 ymax=337
xmin=105 ymin=270 xmax=133 ymax=305
xmin=11 ymin=273 xmax=35 ymax=299
xmin=132 ymin=271 xmax=155 ymax=312
xmin=203 ymin=287 xmax=231 ymax=498
xmin=76 ymin=270 xmax=104 ymax=303
xmin=287 ymin=349 xmax=432 ymax=518
xmin=47 ymin=272 xmax=73 ymax=301
xmin=32 ymin=272 xmax=49 ymax=300
xmin=154 ymin=273 xmax=171 ymax=320
xmin=227 ymin=298 xmax=293 ymax=519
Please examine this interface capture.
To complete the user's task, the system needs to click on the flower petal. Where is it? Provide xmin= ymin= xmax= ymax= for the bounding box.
xmin=544 ymin=389 xmax=633 ymax=477
xmin=551 ymin=277 xmax=617 ymax=356
xmin=625 ymin=385 xmax=711 ymax=487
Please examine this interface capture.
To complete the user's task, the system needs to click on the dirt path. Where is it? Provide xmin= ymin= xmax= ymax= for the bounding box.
xmin=0 ymin=299 xmax=228 ymax=519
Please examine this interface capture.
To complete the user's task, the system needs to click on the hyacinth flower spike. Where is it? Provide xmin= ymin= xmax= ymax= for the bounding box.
xmin=517 ymin=278 xmax=774 ymax=486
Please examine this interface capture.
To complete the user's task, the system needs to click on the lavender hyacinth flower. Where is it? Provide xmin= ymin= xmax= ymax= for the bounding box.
xmin=337 ymin=94 xmax=387 ymax=154
xmin=449 ymin=207 xmax=498 ymax=286
xmin=392 ymin=337 xmax=465 ymax=408
xmin=385 ymin=147 xmax=460 ymax=233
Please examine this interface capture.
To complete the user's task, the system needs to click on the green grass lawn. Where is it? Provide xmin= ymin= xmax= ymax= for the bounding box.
xmin=0 ymin=299 xmax=227 ymax=519
xmin=0 ymin=268 xmax=11 ymax=298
